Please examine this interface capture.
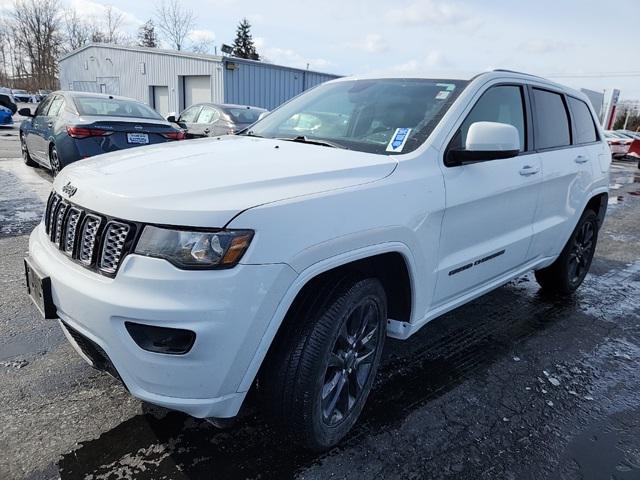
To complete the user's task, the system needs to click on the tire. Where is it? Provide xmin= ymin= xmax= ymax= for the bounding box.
xmin=49 ymin=144 xmax=61 ymax=177
xmin=535 ymin=209 xmax=599 ymax=295
xmin=20 ymin=135 xmax=37 ymax=167
xmin=260 ymin=274 xmax=387 ymax=450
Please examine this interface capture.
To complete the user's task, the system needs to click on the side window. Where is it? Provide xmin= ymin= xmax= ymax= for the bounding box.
xmin=196 ymin=106 xmax=220 ymax=124
xmin=47 ymin=96 xmax=65 ymax=117
xmin=532 ymin=89 xmax=571 ymax=149
xmin=35 ymin=96 xmax=54 ymax=117
xmin=568 ymin=97 xmax=597 ymax=144
xmin=179 ymin=106 xmax=201 ymax=123
xmin=451 ymin=85 xmax=526 ymax=153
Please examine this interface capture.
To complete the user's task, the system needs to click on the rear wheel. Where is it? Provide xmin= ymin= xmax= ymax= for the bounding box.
xmin=49 ymin=144 xmax=61 ymax=177
xmin=21 ymin=136 xmax=36 ymax=167
xmin=261 ymin=274 xmax=387 ymax=450
xmin=535 ymin=209 xmax=599 ymax=294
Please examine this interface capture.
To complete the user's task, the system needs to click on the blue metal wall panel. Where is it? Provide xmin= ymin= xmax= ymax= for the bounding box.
xmin=223 ymin=59 xmax=339 ymax=110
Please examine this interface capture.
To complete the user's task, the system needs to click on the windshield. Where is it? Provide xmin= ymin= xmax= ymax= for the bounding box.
xmin=223 ymin=107 xmax=264 ymax=124
xmin=74 ymin=96 xmax=164 ymax=120
xmin=243 ymin=78 xmax=467 ymax=154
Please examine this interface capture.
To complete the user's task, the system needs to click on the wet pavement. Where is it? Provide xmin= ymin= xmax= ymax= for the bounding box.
xmin=1 ymin=130 xmax=640 ymax=479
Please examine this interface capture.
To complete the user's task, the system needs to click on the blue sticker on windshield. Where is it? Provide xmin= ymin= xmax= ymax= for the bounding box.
xmin=386 ymin=128 xmax=411 ymax=153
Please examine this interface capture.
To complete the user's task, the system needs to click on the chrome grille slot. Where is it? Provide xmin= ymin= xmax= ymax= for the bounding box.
xmin=63 ymin=208 xmax=82 ymax=255
xmin=47 ymin=194 xmax=61 ymax=235
xmin=79 ymin=215 xmax=102 ymax=265
xmin=53 ymin=202 xmax=68 ymax=246
xmin=99 ymin=222 xmax=130 ymax=274
xmin=44 ymin=192 xmax=56 ymax=233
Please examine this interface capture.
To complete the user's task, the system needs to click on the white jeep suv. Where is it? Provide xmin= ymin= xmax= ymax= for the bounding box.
xmin=25 ymin=70 xmax=610 ymax=449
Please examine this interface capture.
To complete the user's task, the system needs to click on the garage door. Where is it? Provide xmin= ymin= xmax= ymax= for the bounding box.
xmin=152 ymin=86 xmax=169 ymax=116
xmin=184 ymin=76 xmax=211 ymax=107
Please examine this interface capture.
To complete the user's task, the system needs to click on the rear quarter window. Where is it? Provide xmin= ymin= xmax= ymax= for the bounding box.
xmin=532 ymin=88 xmax=571 ymax=149
xmin=568 ymin=97 xmax=598 ymax=144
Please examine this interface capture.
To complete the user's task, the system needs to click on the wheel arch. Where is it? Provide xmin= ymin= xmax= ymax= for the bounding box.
xmin=237 ymin=243 xmax=416 ymax=392
xmin=585 ymin=191 xmax=608 ymax=229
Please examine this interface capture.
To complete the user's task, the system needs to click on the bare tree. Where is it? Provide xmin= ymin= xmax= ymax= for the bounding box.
xmin=155 ymin=0 xmax=195 ymax=51
xmin=104 ymin=6 xmax=124 ymax=44
xmin=62 ymin=10 xmax=92 ymax=52
xmin=11 ymin=0 xmax=62 ymax=89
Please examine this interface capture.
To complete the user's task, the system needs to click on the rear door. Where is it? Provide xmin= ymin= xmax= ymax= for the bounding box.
xmin=527 ymin=89 xmax=595 ymax=259
xmin=39 ymin=95 xmax=65 ymax=167
xmin=433 ymin=83 xmax=542 ymax=306
xmin=194 ymin=105 xmax=221 ymax=136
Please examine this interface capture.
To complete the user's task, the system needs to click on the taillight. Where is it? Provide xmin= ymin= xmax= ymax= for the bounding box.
xmin=66 ymin=126 xmax=113 ymax=139
xmin=162 ymin=130 xmax=186 ymax=140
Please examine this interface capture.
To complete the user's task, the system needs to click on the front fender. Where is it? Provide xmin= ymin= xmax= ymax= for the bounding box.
xmin=235 ymin=240 xmax=417 ymax=392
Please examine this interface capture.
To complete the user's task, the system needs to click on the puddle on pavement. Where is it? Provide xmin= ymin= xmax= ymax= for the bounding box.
xmin=555 ymin=408 xmax=640 ymax=480
xmin=56 ymin=282 xmax=576 ymax=480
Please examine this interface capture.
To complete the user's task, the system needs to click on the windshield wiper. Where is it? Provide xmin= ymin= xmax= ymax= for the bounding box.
xmin=276 ymin=135 xmax=348 ymax=150
xmin=239 ymin=129 xmax=264 ymax=138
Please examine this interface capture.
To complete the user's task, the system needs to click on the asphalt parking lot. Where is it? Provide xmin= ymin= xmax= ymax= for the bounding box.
xmin=1 ymin=125 xmax=640 ymax=480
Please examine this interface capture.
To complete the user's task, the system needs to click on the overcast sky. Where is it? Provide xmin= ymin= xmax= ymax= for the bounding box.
xmin=67 ymin=0 xmax=640 ymax=100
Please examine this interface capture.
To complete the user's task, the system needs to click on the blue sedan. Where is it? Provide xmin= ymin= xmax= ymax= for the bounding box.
xmin=19 ymin=91 xmax=185 ymax=176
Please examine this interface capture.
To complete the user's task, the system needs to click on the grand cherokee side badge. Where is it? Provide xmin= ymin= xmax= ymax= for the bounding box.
xmin=62 ymin=181 xmax=77 ymax=197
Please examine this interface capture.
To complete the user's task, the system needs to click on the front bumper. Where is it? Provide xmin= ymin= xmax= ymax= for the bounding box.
xmin=29 ymin=223 xmax=296 ymax=418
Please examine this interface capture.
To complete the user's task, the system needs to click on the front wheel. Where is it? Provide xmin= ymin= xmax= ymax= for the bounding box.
xmin=261 ymin=274 xmax=387 ymax=450
xmin=535 ymin=209 xmax=599 ymax=294
xmin=21 ymin=136 xmax=37 ymax=167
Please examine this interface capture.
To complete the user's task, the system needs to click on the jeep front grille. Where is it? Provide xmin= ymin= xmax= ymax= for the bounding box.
xmin=44 ymin=191 xmax=135 ymax=276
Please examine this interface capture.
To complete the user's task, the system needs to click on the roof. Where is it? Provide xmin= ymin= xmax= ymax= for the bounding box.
xmin=59 ymin=43 xmax=339 ymax=77
xmin=59 ymin=43 xmax=224 ymax=63
xmin=328 ymin=69 xmax=586 ymax=99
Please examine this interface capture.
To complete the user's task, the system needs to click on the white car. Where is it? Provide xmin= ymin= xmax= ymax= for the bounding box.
xmin=25 ymin=70 xmax=610 ymax=449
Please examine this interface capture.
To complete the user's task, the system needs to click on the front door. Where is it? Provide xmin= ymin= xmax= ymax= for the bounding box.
xmin=433 ymin=84 xmax=542 ymax=306
xmin=25 ymin=95 xmax=54 ymax=161
xmin=177 ymin=105 xmax=202 ymax=138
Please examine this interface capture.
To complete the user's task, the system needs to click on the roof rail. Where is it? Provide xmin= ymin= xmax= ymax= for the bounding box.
xmin=491 ymin=69 xmax=546 ymax=80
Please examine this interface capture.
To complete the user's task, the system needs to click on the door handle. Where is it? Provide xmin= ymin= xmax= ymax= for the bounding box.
xmin=203 ymin=128 xmax=210 ymax=134
xmin=519 ymin=165 xmax=540 ymax=176
xmin=574 ymin=155 xmax=589 ymax=164
xmin=47 ymin=122 xmax=53 ymax=128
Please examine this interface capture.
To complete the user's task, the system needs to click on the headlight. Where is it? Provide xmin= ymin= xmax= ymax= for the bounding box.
xmin=134 ymin=226 xmax=253 ymax=269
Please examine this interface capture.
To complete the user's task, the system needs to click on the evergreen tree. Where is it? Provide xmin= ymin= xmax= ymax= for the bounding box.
xmin=138 ymin=20 xmax=158 ymax=48
xmin=232 ymin=18 xmax=259 ymax=60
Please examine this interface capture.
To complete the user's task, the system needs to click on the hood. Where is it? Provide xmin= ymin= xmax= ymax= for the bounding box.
xmin=54 ymin=135 xmax=397 ymax=227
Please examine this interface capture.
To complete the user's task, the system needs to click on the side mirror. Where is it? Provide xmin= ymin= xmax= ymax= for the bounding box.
xmin=447 ymin=121 xmax=520 ymax=166
xmin=166 ymin=114 xmax=177 ymax=123
xmin=18 ymin=107 xmax=34 ymax=117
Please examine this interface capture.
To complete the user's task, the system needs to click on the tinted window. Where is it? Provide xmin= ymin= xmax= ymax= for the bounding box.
xmin=533 ymin=89 xmax=570 ymax=149
xmin=179 ymin=105 xmax=201 ymax=123
xmin=454 ymin=85 xmax=526 ymax=152
xmin=35 ymin=95 xmax=54 ymax=116
xmin=246 ymin=78 xmax=468 ymax=155
xmin=568 ymin=97 xmax=597 ymax=144
xmin=74 ymin=96 xmax=163 ymax=119
xmin=47 ymin=96 xmax=65 ymax=117
xmin=196 ymin=106 xmax=219 ymax=124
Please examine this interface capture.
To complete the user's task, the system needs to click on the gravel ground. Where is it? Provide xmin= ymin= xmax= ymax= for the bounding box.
xmin=1 ymin=126 xmax=639 ymax=479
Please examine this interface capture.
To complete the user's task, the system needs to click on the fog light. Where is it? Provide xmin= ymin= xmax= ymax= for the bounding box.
xmin=125 ymin=322 xmax=196 ymax=355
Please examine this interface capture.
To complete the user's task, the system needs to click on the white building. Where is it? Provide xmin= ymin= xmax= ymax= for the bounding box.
xmin=59 ymin=44 xmax=339 ymax=116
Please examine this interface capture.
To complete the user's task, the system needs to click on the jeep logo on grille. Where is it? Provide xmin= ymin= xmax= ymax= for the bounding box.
xmin=62 ymin=181 xmax=77 ymax=197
